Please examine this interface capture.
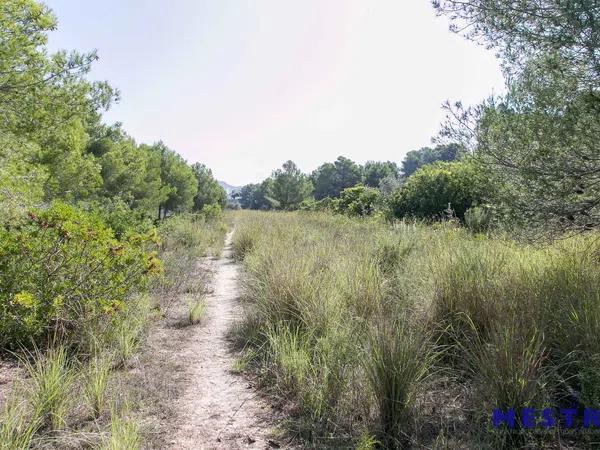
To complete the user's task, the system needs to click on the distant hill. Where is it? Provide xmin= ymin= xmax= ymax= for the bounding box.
xmin=218 ymin=181 xmax=240 ymax=196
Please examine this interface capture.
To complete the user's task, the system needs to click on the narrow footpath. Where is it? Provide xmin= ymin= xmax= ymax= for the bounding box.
xmin=166 ymin=231 xmax=280 ymax=449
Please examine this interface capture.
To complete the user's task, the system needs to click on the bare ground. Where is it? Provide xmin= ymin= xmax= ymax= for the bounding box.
xmin=132 ymin=230 xmax=284 ymax=450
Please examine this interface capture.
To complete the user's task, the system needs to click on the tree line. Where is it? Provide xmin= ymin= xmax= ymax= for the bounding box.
xmin=238 ymin=0 xmax=600 ymax=237
xmin=235 ymin=144 xmax=467 ymax=215
xmin=0 ymin=0 xmax=226 ymax=231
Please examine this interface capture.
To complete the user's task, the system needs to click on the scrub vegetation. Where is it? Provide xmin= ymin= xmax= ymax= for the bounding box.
xmin=0 ymin=1 xmax=228 ymax=447
xmin=232 ymin=211 xmax=600 ymax=448
xmin=3 ymin=0 xmax=600 ymax=449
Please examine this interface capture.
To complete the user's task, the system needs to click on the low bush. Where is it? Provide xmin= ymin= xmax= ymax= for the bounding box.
xmin=333 ymin=185 xmax=381 ymax=217
xmin=0 ymin=202 xmax=160 ymax=350
xmin=387 ymin=159 xmax=491 ymax=221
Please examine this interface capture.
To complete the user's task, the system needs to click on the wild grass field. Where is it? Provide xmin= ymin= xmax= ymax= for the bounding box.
xmin=231 ymin=210 xmax=600 ymax=449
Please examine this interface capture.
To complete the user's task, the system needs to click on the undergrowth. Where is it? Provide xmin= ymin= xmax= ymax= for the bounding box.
xmin=232 ymin=210 xmax=600 ymax=449
xmin=0 ymin=211 xmax=228 ymax=449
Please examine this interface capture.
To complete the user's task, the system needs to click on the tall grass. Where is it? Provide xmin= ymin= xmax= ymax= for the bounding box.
xmin=83 ymin=353 xmax=113 ymax=418
xmin=152 ymin=213 xmax=228 ymax=316
xmin=105 ymin=295 xmax=154 ymax=367
xmin=21 ymin=346 xmax=74 ymax=431
xmin=0 ymin=392 xmax=40 ymax=450
xmin=365 ymin=320 xmax=436 ymax=449
xmin=232 ymin=210 xmax=600 ymax=448
xmin=100 ymin=411 xmax=141 ymax=450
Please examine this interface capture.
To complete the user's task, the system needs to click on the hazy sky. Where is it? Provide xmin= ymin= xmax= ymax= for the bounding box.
xmin=45 ymin=1 xmax=504 ymax=186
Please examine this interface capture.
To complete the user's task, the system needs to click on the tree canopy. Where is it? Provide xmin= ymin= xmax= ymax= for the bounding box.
xmin=0 ymin=0 xmax=222 ymax=225
xmin=436 ymin=0 xmax=600 ymax=234
xmin=272 ymin=160 xmax=313 ymax=210
xmin=311 ymin=156 xmax=363 ymax=199
xmin=401 ymin=144 xmax=465 ymax=177
xmin=362 ymin=161 xmax=400 ymax=188
xmin=191 ymin=163 xmax=227 ymax=211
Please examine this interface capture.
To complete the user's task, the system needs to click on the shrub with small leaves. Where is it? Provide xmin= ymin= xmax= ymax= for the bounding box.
xmin=0 ymin=201 xmax=161 ymax=349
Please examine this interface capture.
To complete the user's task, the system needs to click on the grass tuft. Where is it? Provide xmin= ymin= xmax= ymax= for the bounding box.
xmin=20 ymin=346 xmax=74 ymax=431
xmin=83 ymin=353 xmax=113 ymax=419
xmin=100 ymin=410 xmax=141 ymax=450
xmin=187 ymin=296 xmax=207 ymax=325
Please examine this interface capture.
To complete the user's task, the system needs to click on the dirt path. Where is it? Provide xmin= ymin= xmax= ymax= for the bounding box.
xmin=164 ymin=230 xmax=280 ymax=449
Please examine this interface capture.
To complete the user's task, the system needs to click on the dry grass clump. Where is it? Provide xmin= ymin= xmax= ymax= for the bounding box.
xmin=233 ymin=210 xmax=600 ymax=448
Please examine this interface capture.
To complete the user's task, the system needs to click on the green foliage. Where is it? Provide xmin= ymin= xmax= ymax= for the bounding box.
xmin=433 ymin=0 xmax=600 ymax=85
xmin=436 ymin=1 xmax=600 ymax=234
xmin=0 ymin=202 xmax=160 ymax=349
xmin=148 ymin=142 xmax=198 ymax=218
xmin=191 ymin=163 xmax=227 ymax=211
xmin=311 ymin=156 xmax=363 ymax=199
xmin=333 ymin=185 xmax=381 ymax=216
xmin=94 ymin=131 xmax=169 ymax=216
xmin=237 ymin=178 xmax=275 ymax=210
xmin=271 ymin=160 xmax=313 ymax=210
xmin=21 ymin=346 xmax=74 ymax=431
xmin=85 ymin=197 xmax=155 ymax=239
xmin=362 ymin=161 xmax=400 ymax=188
xmin=200 ymin=203 xmax=223 ymax=220
xmin=463 ymin=205 xmax=492 ymax=233
xmin=388 ymin=159 xmax=490 ymax=220
xmin=0 ymin=3 xmax=229 ymax=446
xmin=401 ymin=143 xmax=464 ymax=177
xmin=0 ymin=0 xmax=117 ymax=206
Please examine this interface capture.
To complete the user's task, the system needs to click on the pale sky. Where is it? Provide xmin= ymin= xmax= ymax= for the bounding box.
xmin=45 ymin=1 xmax=504 ymax=186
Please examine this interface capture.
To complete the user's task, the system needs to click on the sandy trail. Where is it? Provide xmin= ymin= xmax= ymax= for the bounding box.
xmin=166 ymin=230 xmax=279 ymax=449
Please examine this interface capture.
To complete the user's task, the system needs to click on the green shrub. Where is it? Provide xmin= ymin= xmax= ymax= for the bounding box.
xmin=0 ymin=202 xmax=160 ymax=349
xmin=333 ymin=185 xmax=381 ymax=217
xmin=200 ymin=203 xmax=223 ymax=220
xmin=388 ymin=159 xmax=490 ymax=220
xmin=463 ymin=205 xmax=493 ymax=232
xmin=86 ymin=197 xmax=154 ymax=239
